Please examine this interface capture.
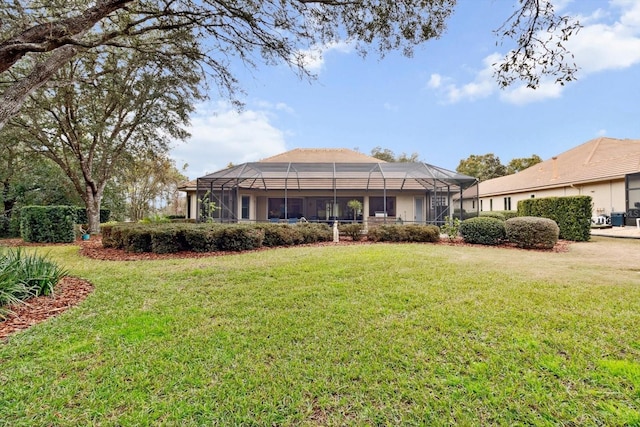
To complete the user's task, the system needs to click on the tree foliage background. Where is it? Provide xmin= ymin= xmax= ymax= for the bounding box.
xmin=456 ymin=153 xmax=542 ymax=182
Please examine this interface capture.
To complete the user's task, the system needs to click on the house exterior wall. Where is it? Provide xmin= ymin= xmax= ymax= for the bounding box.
xmin=183 ymin=189 xmax=441 ymax=223
xmin=475 ymin=179 xmax=625 ymax=217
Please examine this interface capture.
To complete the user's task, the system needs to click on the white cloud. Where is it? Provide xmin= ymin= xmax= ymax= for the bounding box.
xmin=294 ymin=41 xmax=353 ymax=73
xmin=427 ymin=73 xmax=443 ymax=88
xmin=431 ymin=54 xmax=501 ymax=104
xmin=429 ymin=1 xmax=640 ymax=105
xmin=171 ymin=101 xmax=288 ymax=179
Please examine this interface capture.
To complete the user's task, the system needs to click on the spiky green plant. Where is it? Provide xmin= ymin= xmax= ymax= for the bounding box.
xmin=0 ymin=248 xmax=68 ymax=316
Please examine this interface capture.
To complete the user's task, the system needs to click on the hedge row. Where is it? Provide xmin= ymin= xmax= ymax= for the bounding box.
xmin=518 ymin=196 xmax=591 ymax=241
xmin=367 ymin=224 xmax=440 ymax=243
xmin=20 ymin=206 xmax=76 ymax=243
xmin=101 ymin=222 xmax=334 ymax=253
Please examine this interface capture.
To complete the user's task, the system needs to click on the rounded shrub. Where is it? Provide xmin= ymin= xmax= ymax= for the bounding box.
xmin=403 ymin=224 xmax=440 ymax=242
xmin=506 ymin=216 xmax=559 ymax=249
xmin=338 ymin=223 xmax=364 ymax=241
xmin=459 ymin=216 xmax=506 ymax=245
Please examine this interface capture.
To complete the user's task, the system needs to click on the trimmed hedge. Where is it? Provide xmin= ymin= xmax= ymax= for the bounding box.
xmin=518 ymin=196 xmax=591 ymax=241
xmin=367 ymin=224 xmax=440 ymax=243
xmin=100 ymin=222 xmax=333 ymax=254
xmin=506 ymin=216 xmax=559 ymax=249
xmin=20 ymin=206 xmax=76 ymax=243
xmin=459 ymin=216 xmax=506 ymax=245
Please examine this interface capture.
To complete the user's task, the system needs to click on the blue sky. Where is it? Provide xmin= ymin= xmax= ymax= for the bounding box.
xmin=171 ymin=0 xmax=640 ymax=180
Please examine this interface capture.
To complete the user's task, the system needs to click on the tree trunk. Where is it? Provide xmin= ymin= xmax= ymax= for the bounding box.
xmin=84 ymin=184 xmax=103 ymax=234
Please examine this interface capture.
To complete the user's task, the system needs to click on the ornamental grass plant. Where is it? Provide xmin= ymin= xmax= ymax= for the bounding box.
xmin=0 ymin=248 xmax=67 ymax=315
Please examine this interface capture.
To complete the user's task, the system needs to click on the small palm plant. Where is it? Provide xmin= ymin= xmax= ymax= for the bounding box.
xmin=347 ymin=199 xmax=363 ymax=223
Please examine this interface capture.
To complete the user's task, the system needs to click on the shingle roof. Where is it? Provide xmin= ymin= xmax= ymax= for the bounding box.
xmin=479 ymin=137 xmax=640 ymax=196
xmin=260 ymin=148 xmax=385 ymax=163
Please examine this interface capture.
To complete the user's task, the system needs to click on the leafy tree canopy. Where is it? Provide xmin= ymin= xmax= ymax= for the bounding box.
xmin=371 ymin=146 xmax=420 ymax=163
xmin=0 ymin=0 xmax=581 ymax=128
xmin=456 ymin=153 xmax=543 ymax=181
xmin=506 ymin=154 xmax=542 ymax=174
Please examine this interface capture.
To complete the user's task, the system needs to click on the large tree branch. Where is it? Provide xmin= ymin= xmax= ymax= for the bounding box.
xmin=0 ymin=0 xmax=132 ymax=73
xmin=0 ymin=45 xmax=78 ymax=130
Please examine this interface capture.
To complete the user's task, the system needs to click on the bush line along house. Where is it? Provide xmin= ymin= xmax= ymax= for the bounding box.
xmin=179 ymin=148 xmax=479 ymax=227
xmin=460 ymin=137 xmax=640 ymax=226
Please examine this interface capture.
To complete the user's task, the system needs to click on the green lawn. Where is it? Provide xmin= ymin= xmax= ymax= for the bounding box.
xmin=1 ymin=238 xmax=640 ymax=425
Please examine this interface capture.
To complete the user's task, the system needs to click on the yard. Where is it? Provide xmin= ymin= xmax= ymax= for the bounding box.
xmin=1 ymin=237 xmax=639 ymax=425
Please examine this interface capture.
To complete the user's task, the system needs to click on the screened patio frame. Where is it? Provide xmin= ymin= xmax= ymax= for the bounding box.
xmin=195 ymin=162 xmax=479 ymax=224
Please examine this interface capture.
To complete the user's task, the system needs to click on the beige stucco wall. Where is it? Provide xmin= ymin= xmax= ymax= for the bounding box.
xmin=476 ymin=179 xmax=625 ymax=216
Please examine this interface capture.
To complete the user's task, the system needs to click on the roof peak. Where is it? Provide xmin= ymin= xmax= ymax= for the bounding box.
xmin=260 ymin=148 xmax=385 ymax=163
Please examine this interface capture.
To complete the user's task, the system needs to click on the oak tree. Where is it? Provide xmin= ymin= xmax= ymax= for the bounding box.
xmin=6 ymin=33 xmax=202 ymax=232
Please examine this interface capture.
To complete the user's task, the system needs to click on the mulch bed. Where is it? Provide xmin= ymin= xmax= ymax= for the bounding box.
xmin=0 ymin=236 xmax=570 ymax=340
xmin=0 ymin=276 xmax=93 ymax=340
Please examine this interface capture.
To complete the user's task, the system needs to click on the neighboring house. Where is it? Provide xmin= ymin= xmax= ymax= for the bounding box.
xmin=179 ymin=148 xmax=477 ymax=226
xmin=459 ymin=137 xmax=640 ymax=225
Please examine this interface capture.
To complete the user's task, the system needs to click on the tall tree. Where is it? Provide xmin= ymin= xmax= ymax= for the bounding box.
xmin=116 ymin=152 xmax=188 ymax=221
xmin=5 ymin=33 xmax=202 ymax=232
xmin=456 ymin=153 xmax=507 ymax=182
xmin=506 ymin=154 xmax=542 ymax=174
xmin=0 ymin=1 xmax=581 ymax=128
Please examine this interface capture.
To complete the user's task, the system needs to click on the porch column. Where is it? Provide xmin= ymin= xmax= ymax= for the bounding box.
xmin=363 ymin=196 xmax=370 ymax=232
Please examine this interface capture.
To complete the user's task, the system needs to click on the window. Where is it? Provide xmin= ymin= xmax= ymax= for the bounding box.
xmin=480 ymin=200 xmax=483 ymax=211
xmin=241 ymin=196 xmax=250 ymax=220
xmin=368 ymin=197 xmax=396 ymax=217
xmin=268 ymin=198 xmax=303 ymax=219
xmin=626 ymin=173 xmax=640 ymax=220
xmin=489 ymin=199 xmax=493 ymax=211
xmin=504 ymin=197 xmax=511 ymax=211
xmin=431 ymin=196 xmax=447 ymax=208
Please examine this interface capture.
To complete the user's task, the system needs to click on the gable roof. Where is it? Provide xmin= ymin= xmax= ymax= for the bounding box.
xmin=479 ymin=137 xmax=640 ymax=196
xmin=260 ymin=148 xmax=384 ymax=163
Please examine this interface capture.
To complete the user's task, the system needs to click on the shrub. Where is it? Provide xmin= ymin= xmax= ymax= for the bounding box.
xmin=123 ymin=225 xmax=153 ymax=253
xmin=479 ymin=211 xmax=506 ymax=221
xmin=403 ymin=224 xmax=440 ymax=242
xmin=295 ymin=223 xmax=332 ymax=243
xmin=182 ymin=225 xmax=221 ymax=252
xmin=366 ymin=224 xmax=439 ymax=243
xmin=505 ymin=216 xmax=559 ymax=249
xmin=20 ymin=206 xmax=76 ymax=243
xmin=367 ymin=225 xmax=407 ymax=242
xmin=217 ymin=226 xmax=264 ymax=251
xmin=440 ymin=217 xmax=461 ymax=241
xmin=150 ymin=226 xmax=188 ymax=254
xmin=459 ymin=217 xmax=506 ymax=245
xmin=261 ymin=224 xmax=304 ymax=247
xmin=339 ymin=223 xmax=364 ymax=241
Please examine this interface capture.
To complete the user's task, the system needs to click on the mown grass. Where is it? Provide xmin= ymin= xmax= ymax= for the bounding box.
xmin=1 ymin=238 xmax=640 ymax=425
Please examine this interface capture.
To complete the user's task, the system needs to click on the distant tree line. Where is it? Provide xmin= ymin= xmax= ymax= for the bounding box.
xmin=456 ymin=153 xmax=542 ymax=182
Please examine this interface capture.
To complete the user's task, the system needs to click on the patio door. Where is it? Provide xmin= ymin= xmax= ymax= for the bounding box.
xmin=414 ymin=197 xmax=424 ymax=223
